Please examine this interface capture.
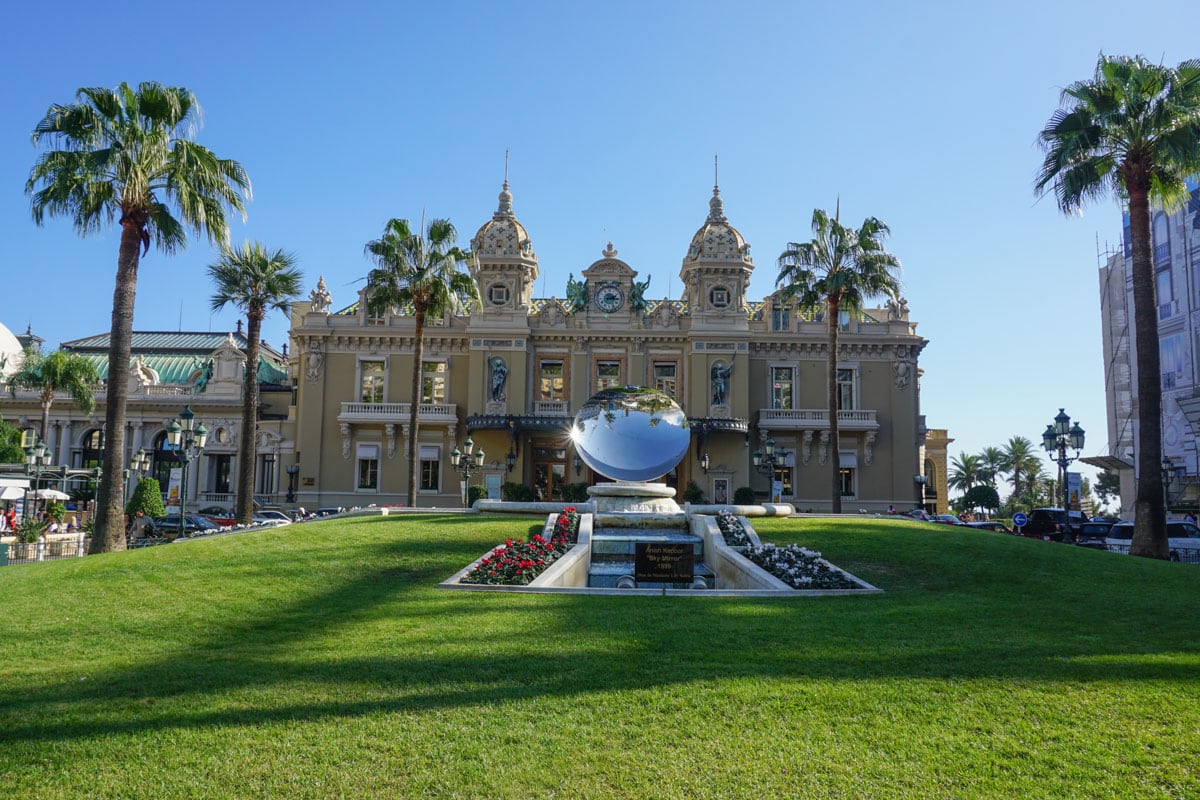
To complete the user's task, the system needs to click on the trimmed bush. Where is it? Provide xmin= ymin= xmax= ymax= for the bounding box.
xmin=467 ymin=484 xmax=487 ymax=506
xmin=501 ymin=482 xmax=534 ymax=502
xmin=126 ymin=477 xmax=166 ymax=519
xmin=562 ymin=482 xmax=590 ymax=502
xmin=733 ymin=486 xmax=756 ymax=505
xmin=682 ymin=480 xmax=706 ymax=504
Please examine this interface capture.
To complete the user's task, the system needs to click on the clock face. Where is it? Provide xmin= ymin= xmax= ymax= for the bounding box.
xmin=595 ymin=282 xmax=624 ymax=313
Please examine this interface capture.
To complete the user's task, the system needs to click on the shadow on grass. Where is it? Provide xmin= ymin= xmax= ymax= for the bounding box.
xmin=1 ymin=515 xmax=1198 ymax=746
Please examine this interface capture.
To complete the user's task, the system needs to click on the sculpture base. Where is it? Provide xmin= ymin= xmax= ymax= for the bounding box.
xmin=587 ymin=482 xmax=682 ymax=515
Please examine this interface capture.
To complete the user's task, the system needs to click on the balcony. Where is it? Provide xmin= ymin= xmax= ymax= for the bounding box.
xmin=1159 ymin=299 xmax=1180 ymax=321
xmin=532 ymin=400 xmax=570 ymax=416
xmin=758 ymin=408 xmax=879 ymax=431
xmin=1154 ymin=242 xmax=1171 ymax=264
xmin=337 ymin=402 xmax=457 ymax=424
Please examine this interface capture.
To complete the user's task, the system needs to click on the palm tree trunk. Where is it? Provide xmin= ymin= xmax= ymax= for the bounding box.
xmin=39 ymin=391 xmax=52 ymax=446
xmin=828 ymin=299 xmax=842 ymax=514
xmin=407 ymin=308 xmax=425 ymax=508
xmin=91 ymin=219 xmax=142 ymax=553
xmin=1127 ymin=181 xmax=1168 ymax=558
xmin=236 ymin=310 xmax=263 ymax=525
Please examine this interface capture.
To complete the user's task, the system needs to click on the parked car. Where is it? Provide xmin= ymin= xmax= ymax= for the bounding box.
xmin=253 ymin=511 xmax=292 ymax=526
xmin=1015 ymin=508 xmax=1088 ymax=541
xmin=151 ymin=515 xmax=222 ymax=536
xmin=1106 ymin=521 xmax=1200 ymax=561
xmin=966 ymin=520 xmax=1011 ymax=533
xmin=1073 ymin=521 xmax=1116 ymax=549
xmin=933 ymin=514 xmax=965 ymax=525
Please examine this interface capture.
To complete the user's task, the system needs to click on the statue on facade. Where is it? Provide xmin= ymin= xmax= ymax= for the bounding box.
xmin=565 ymin=273 xmax=588 ymax=315
xmin=629 ymin=275 xmax=651 ymax=315
xmin=190 ymin=358 xmax=214 ymax=394
xmin=309 ymin=276 xmax=332 ymax=314
xmin=488 ymin=355 xmax=508 ymax=403
xmin=711 ymin=357 xmax=734 ymax=406
xmin=131 ymin=355 xmax=159 ymax=386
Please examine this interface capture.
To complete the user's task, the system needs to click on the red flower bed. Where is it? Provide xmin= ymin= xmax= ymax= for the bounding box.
xmin=461 ymin=507 xmax=580 ymax=585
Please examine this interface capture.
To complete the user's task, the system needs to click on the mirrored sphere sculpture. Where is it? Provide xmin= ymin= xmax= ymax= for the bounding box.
xmin=571 ymin=387 xmax=690 ymax=482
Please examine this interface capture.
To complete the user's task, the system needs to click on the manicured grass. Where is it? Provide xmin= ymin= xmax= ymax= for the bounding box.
xmin=1 ymin=514 xmax=1197 ymax=799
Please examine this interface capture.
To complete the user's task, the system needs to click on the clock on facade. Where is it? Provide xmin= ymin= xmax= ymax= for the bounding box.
xmin=595 ymin=281 xmax=624 ymax=313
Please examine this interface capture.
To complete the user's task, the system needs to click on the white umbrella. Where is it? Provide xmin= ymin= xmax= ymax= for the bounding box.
xmin=0 ymin=486 xmax=24 ymax=501
xmin=32 ymin=488 xmax=71 ymax=500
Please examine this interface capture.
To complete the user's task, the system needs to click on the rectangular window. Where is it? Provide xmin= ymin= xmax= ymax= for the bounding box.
xmin=1161 ymin=334 xmax=1185 ymax=390
xmin=419 ymin=445 xmax=440 ymax=492
xmin=653 ymin=362 xmax=677 ymax=399
xmin=360 ymin=360 xmax=385 ymax=404
xmin=840 ymin=452 xmax=858 ymax=497
xmin=771 ymin=366 xmax=794 ymax=410
xmin=356 ymin=444 xmax=380 ymax=491
xmin=596 ymin=360 xmax=621 ymax=391
xmin=772 ymin=466 xmax=793 ymax=498
xmin=840 ymin=467 xmax=856 ymax=497
xmin=422 ymin=361 xmax=446 ymax=404
xmin=772 ymin=306 xmax=791 ymax=332
xmin=837 ymin=368 xmax=856 ymax=410
xmin=1158 ymin=269 xmax=1175 ymax=320
xmin=539 ymin=360 xmax=564 ymax=401
xmin=256 ymin=453 xmax=276 ymax=495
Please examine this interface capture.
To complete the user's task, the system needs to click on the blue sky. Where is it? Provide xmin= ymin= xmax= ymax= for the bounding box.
xmin=1 ymin=0 xmax=1195 ymax=489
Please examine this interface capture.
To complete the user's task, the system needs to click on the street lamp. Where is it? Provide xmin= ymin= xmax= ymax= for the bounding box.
xmin=23 ymin=439 xmax=53 ymax=521
xmin=1041 ymin=407 xmax=1085 ymax=542
xmin=285 ymin=464 xmax=300 ymax=504
xmin=506 ymin=448 xmax=518 ymax=474
xmin=1162 ymin=456 xmax=1175 ymax=516
xmin=450 ymin=436 xmax=485 ymax=507
xmin=124 ymin=448 xmax=151 ymax=508
xmin=700 ymin=450 xmax=711 ymax=474
xmin=166 ymin=405 xmax=208 ymax=538
xmin=914 ymin=474 xmax=927 ymax=511
xmin=752 ymin=436 xmax=789 ymax=475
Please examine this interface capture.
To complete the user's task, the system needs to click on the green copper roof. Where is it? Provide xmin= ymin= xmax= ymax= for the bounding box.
xmin=63 ymin=330 xmax=290 ymax=387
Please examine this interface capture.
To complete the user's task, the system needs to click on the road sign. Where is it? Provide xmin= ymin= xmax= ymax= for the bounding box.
xmin=1012 ymin=512 xmax=1028 ymax=529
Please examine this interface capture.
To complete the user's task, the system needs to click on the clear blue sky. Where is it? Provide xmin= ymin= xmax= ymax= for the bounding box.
xmin=1 ymin=0 xmax=1194 ymax=490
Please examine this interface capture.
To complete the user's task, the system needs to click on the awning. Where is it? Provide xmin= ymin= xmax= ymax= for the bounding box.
xmin=840 ymin=452 xmax=858 ymax=469
xmin=1080 ymin=455 xmax=1135 ymax=471
xmin=0 ymin=477 xmax=30 ymax=489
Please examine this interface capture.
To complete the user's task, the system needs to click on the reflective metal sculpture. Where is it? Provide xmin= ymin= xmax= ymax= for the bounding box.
xmin=571 ymin=387 xmax=690 ymax=482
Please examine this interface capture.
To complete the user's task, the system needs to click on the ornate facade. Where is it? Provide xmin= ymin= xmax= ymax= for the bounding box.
xmin=290 ymin=181 xmax=932 ymax=510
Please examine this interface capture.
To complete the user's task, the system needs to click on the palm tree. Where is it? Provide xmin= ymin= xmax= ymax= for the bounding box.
xmin=948 ymin=452 xmax=983 ymax=494
xmin=1000 ymin=436 xmax=1039 ymax=506
xmin=6 ymin=349 xmax=100 ymax=443
xmin=1036 ymin=54 xmax=1200 ymax=558
xmin=363 ymin=218 xmax=478 ymax=507
xmin=27 ymin=82 xmax=250 ymax=552
xmin=978 ymin=446 xmax=1005 ymax=488
xmin=208 ymin=242 xmax=303 ymax=525
xmin=777 ymin=206 xmax=901 ymax=513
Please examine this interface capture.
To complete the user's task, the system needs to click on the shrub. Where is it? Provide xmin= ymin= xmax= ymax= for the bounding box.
xmin=467 ymin=484 xmax=487 ymax=506
xmin=15 ymin=518 xmax=44 ymax=543
xmin=126 ymin=478 xmax=166 ymax=519
xmin=562 ymin=482 xmax=590 ymax=502
xmin=461 ymin=507 xmax=581 ymax=585
xmin=44 ymin=501 xmax=66 ymax=522
xmin=501 ymin=482 xmax=534 ymax=502
xmin=682 ymin=480 xmax=705 ymax=504
xmin=733 ymin=486 xmax=757 ymax=505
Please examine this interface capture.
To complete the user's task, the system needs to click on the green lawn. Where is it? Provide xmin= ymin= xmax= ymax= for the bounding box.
xmin=0 ymin=514 xmax=1197 ymax=799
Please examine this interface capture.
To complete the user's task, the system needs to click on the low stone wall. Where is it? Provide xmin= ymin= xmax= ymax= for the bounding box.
xmin=691 ymin=515 xmax=791 ymax=591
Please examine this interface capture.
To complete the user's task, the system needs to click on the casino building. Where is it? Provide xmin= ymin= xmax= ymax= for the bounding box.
xmin=288 ymin=180 xmax=936 ymax=511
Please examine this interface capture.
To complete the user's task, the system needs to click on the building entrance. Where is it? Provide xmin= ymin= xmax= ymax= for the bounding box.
xmin=532 ymin=443 xmax=567 ymax=501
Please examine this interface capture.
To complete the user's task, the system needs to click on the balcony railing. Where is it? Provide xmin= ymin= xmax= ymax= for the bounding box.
xmin=1154 ymin=242 xmax=1171 ymax=264
xmin=338 ymin=402 xmax=457 ymax=423
xmin=532 ymin=400 xmax=570 ymax=416
xmin=758 ymin=408 xmax=879 ymax=430
xmin=1159 ymin=299 xmax=1180 ymax=321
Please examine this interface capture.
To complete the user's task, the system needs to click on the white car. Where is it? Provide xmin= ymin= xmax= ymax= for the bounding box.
xmin=1106 ymin=521 xmax=1200 ymax=562
xmin=253 ymin=510 xmax=293 ymax=525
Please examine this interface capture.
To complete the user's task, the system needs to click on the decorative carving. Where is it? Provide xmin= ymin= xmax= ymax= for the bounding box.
xmin=864 ymin=431 xmax=876 ymax=466
xmin=189 ymin=358 xmax=214 ymax=394
xmin=565 ymin=273 xmax=588 ymax=315
xmin=894 ymin=359 xmax=913 ymax=389
xmin=130 ymin=355 xmax=159 ymax=387
xmin=340 ymin=423 xmax=351 ymax=460
xmin=802 ymin=430 xmax=814 ymax=465
xmin=309 ymin=276 xmax=332 ymax=314
xmin=711 ymin=357 xmax=733 ymax=406
xmin=818 ymin=431 xmax=830 ymax=465
xmin=885 ymin=295 xmax=909 ymax=321
xmin=385 ymin=424 xmax=396 ymax=459
xmin=306 ymin=338 xmax=324 ymax=383
xmin=629 ymin=275 xmax=651 ymax=315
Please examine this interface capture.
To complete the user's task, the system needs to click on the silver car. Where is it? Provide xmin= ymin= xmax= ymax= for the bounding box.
xmin=1106 ymin=521 xmax=1200 ymax=562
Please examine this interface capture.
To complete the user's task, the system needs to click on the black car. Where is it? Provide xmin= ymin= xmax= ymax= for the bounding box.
xmin=966 ymin=520 xmax=1012 ymax=534
xmin=1017 ymin=508 xmax=1088 ymax=541
xmin=1073 ymin=521 xmax=1115 ymax=549
xmin=151 ymin=515 xmax=222 ymax=536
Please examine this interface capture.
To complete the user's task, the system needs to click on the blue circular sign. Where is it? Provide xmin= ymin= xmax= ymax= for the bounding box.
xmin=1012 ymin=512 xmax=1028 ymax=528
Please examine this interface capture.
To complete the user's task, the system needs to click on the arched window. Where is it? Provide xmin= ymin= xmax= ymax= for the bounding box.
xmin=1153 ymin=213 xmax=1171 ymax=265
xmin=81 ymin=429 xmax=104 ymax=469
xmin=151 ymin=431 xmax=181 ymax=489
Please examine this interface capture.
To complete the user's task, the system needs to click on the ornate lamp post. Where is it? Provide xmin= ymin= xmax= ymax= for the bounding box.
xmin=450 ymin=436 xmax=485 ymax=507
xmin=285 ymin=464 xmax=300 ymax=504
xmin=1041 ymin=408 xmax=1085 ymax=541
xmin=23 ymin=439 xmax=53 ymax=521
xmin=166 ymin=406 xmax=207 ymax=538
xmin=1161 ymin=456 xmax=1175 ymax=516
xmin=124 ymin=448 xmax=151 ymax=509
xmin=914 ymin=474 xmax=927 ymax=512
xmin=752 ymin=436 xmax=789 ymax=475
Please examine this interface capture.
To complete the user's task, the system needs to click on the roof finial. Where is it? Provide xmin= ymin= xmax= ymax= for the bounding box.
xmin=495 ymin=151 xmax=514 ymax=218
xmin=504 ymin=148 xmax=509 ymax=188
xmin=714 ymin=154 xmax=719 ymax=190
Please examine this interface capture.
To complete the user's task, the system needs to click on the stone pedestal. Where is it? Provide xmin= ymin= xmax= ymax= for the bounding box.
xmin=587 ymin=482 xmax=681 ymax=515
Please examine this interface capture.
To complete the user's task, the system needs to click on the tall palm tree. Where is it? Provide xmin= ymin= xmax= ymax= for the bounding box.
xmin=6 ymin=349 xmax=100 ymax=443
xmin=1036 ymin=54 xmax=1200 ymax=558
xmin=948 ymin=452 xmax=983 ymax=494
xmin=208 ymin=242 xmax=303 ymax=525
xmin=1001 ymin=436 xmax=1040 ymax=506
xmin=978 ymin=446 xmax=1005 ymax=488
xmin=777 ymin=206 xmax=901 ymax=513
xmin=364 ymin=218 xmax=478 ymax=507
xmin=27 ymin=82 xmax=250 ymax=552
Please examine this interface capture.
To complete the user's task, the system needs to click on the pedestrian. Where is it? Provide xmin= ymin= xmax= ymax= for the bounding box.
xmin=1186 ymin=511 xmax=1197 ymax=524
xmin=128 ymin=510 xmax=152 ymax=544
xmin=887 ymin=504 xmax=896 ymax=514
